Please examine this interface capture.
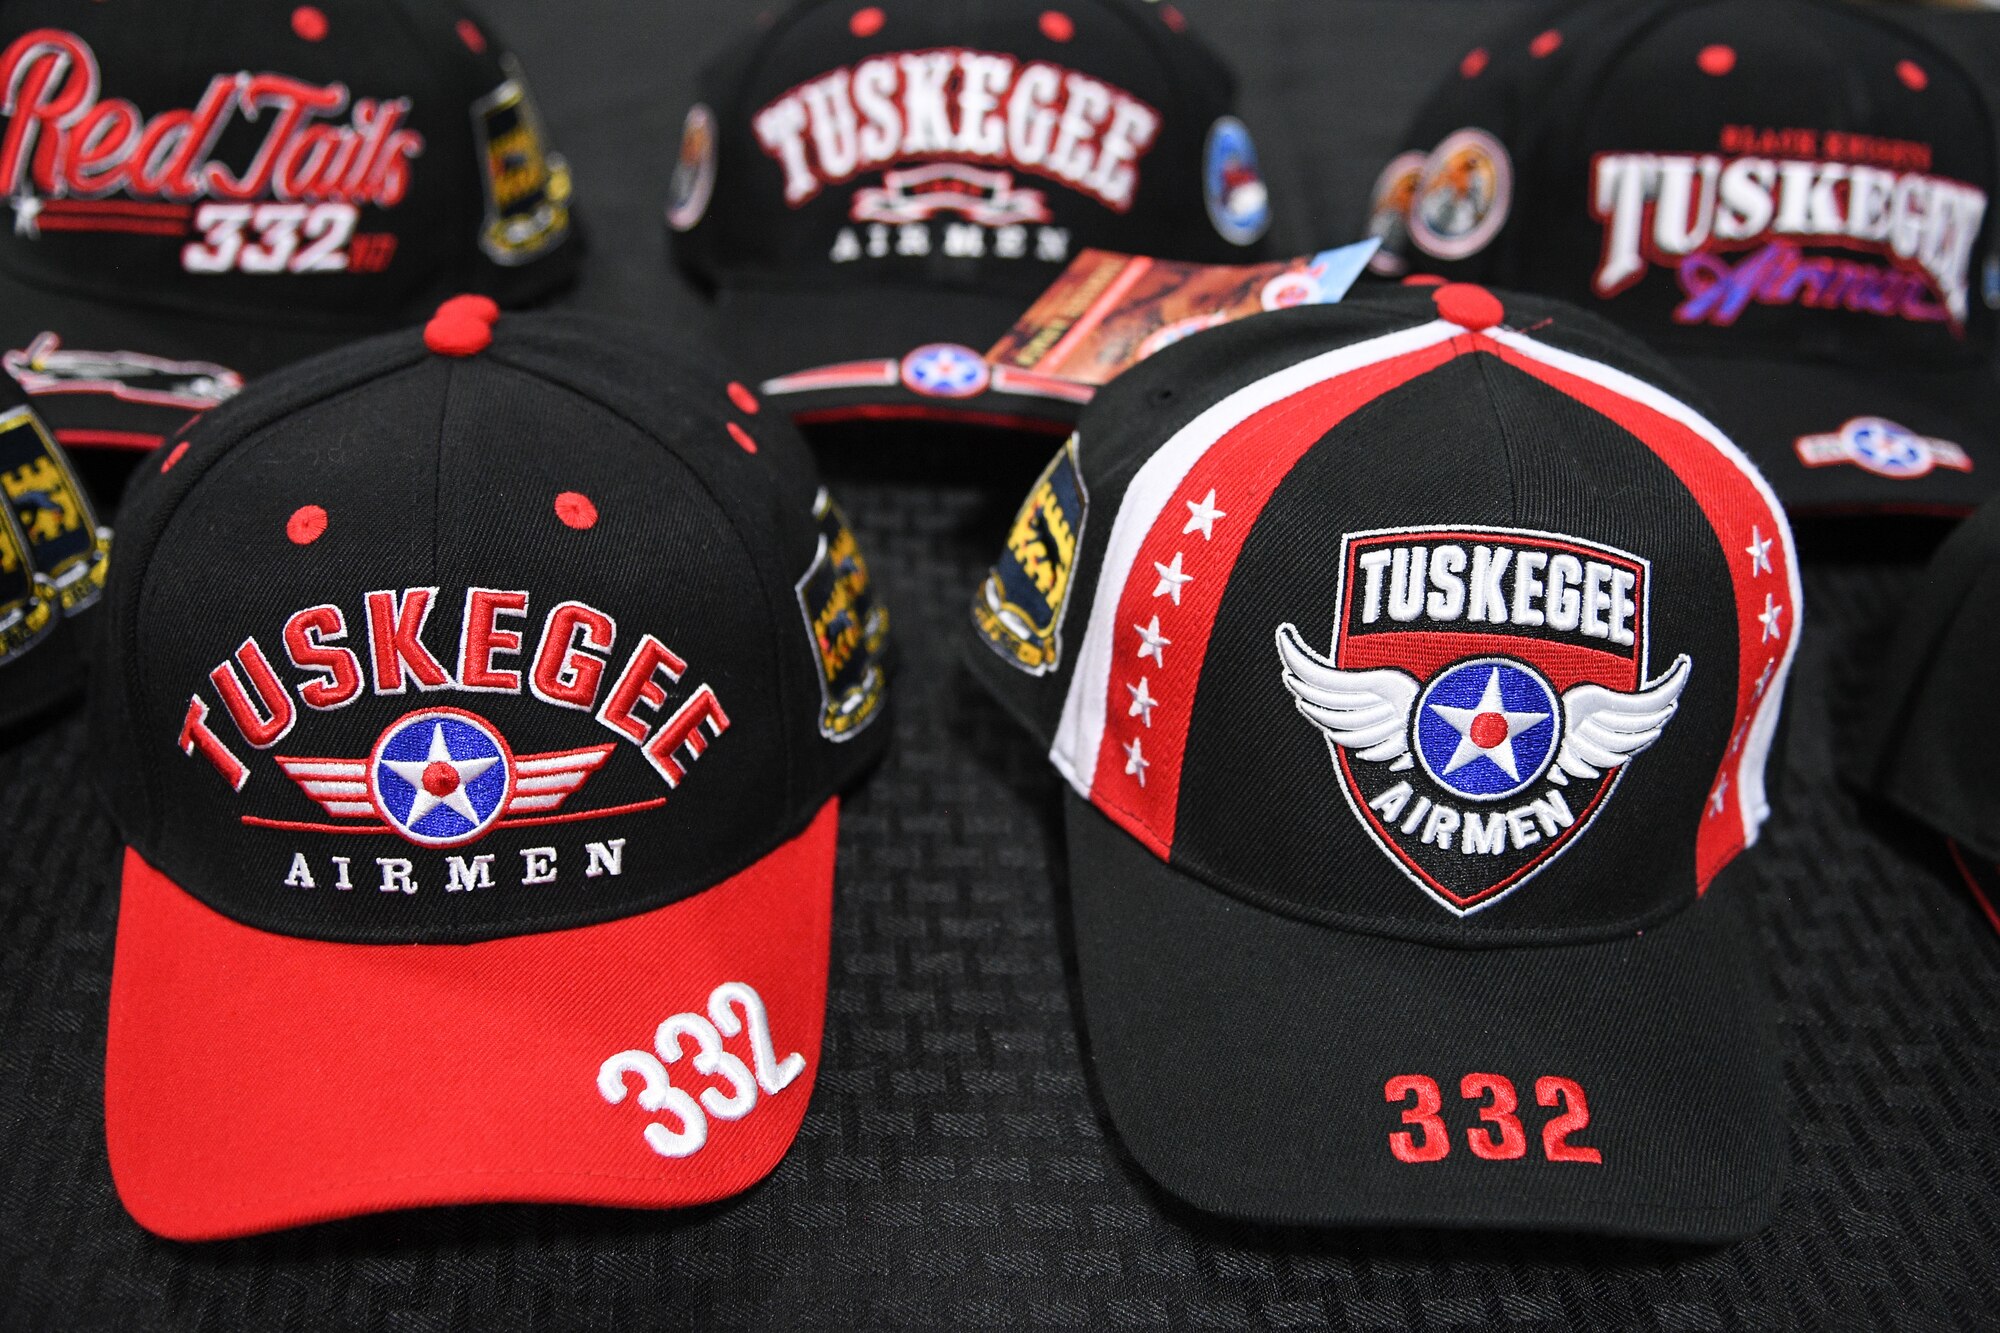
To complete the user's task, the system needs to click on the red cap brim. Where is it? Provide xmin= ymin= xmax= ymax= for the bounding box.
xmin=106 ymin=800 xmax=839 ymax=1241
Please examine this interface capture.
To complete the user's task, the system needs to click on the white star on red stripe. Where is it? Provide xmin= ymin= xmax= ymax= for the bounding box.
xmin=1123 ymin=737 xmax=1148 ymax=785
xmin=1757 ymin=593 xmax=1784 ymax=643
xmin=1133 ymin=615 xmax=1170 ymax=666
xmin=1126 ymin=676 xmax=1158 ymax=726
xmin=1152 ymin=551 xmax=1192 ymax=604
xmin=1183 ymin=489 xmax=1225 ymax=540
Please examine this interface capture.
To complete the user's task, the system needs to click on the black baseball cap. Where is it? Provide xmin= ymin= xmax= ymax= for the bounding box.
xmin=88 ymin=296 xmax=890 ymax=1239
xmin=1846 ymin=493 xmax=2000 ymax=934
xmin=0 ymin=0 xmax=578 ymax=459
xmin=965 ymin=282 xmax=1800 ymax=1239
xmin=1372 ymin=0 xmax=2000 ymax=516
xmin=666 ymin=0 xmax=1274 ymax=433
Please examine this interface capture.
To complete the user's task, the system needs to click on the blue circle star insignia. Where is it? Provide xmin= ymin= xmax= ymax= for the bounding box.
xmin=1414 ymin=658 xmax=1558 ymax=802
xmin=371 ymin=710 xmax=513 ymax=847
xmin=901 ymin=343 xmax=990 ymax=398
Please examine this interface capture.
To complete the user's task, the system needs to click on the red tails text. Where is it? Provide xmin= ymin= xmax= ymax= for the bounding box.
xmin=753 ymin=48 xmax=1159 ymax=211
xmin=178 ymin=588 xmax=730 ymax=791
xmin=0 ymin=29 xmax=424 ymax=206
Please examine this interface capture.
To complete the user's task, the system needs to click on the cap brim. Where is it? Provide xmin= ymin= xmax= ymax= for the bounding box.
xmin=1668 ymin=350 xmax=2000 ymax=517
xmin=716 ymin=282 xmax=1086 ymax=434
xmin=1064 ymin=792 xmax=1782 ymax=1241
xmin=0 ymin=269 xmax=352 ymax=455
xmin=106 ymin=800 xmax=840 ymax=1241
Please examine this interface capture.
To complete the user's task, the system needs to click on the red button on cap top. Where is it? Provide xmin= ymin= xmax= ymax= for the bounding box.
xmin=424 ymin=294 xmax=500 ymax=356
xmin=1433 ymin=283 xmax=1504 ymax=332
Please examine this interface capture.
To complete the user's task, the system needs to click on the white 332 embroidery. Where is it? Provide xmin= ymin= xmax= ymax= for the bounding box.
xmin=596 ymin=981 xmax=806 ymax=1158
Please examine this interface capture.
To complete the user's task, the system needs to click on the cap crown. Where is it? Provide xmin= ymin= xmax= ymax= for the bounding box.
xmin=1381 ymin=0 xmax=1998 ymax=372
xmin=970 ymin=287 xmax=1799 ymax=943
xmin=669 ymin=0 xmax=1269 ymax=300
xmin=0 ymin=0 xmax=575 ymax=330
xmin=92 ymin=316 xmax=889 ymax=943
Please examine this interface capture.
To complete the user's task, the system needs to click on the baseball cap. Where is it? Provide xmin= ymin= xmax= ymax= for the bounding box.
xmin=965 ymin=282 xmax=1800 ymax=1239
xmin=0 ymin=0 xmax=578 ymax=459
xmin=1372 ymin=0 xmax=2000 ymax=516
xmin=1845 ymin=493 xmax=2000 ymax=934
xmin=88 ymin=296 xmax=891 ymax=1240
xmin=666 ymin=0 xmax=1273 ymax=433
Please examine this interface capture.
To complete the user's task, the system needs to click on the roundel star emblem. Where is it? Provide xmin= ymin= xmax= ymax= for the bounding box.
xmin=1413 ymin=657 xmax=1559 ymax=802
xmin=900 ymin=343 xmax=990 ymax=398
xmin=368 ymin=708 xmax=516 ymax=847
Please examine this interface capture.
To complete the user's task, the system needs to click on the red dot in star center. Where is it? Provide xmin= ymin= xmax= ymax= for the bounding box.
xmin=422 ymin=761 xmax=461 ymax=796
xmin=1470 ymin=712 xmax=1509 ymax=749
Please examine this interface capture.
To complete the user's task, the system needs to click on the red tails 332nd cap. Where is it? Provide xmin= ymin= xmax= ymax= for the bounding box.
xmin=88 ymin=302 xmax=889 ymax=1240
xmin=0 ymin=0 xmax=579 ymax=459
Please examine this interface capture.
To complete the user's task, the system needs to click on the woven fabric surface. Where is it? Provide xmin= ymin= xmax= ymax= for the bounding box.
xmin=2 ymin=2 xmax=1997 ymax=1329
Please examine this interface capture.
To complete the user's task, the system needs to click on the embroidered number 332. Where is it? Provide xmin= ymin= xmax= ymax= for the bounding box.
xmin=1384 ymin=1072 xmax=1601 ymax=1164
xmin=596 ymin=981 xmax=806 ymax=1159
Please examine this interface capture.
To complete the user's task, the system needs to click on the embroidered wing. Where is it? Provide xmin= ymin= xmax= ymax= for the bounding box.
xmin=1275 ymin=623 xmax=1419 ymax=765
xmin=1554 ymin=654 xmax=1693 ymax=781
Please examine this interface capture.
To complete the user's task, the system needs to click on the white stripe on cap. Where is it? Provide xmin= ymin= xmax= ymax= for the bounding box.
xmin=1488 ymin=326 xmax=1802 ymax=847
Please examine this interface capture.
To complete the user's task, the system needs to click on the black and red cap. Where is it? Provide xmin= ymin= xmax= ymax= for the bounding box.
xmin=87 ymin=298 xmax=890 ymax=1239
xmin=1373 ymin=0 xmax=2000 ymax=516
xmin=666 ymin=0 xmax=1273 ymax=433
xmin=1846 ymin=492 xmax=2000 ymax=935
xmin=965 ymin=282 xmax=1800 ymax=1239
xmin=0 ymin=0 xmax=578 ymax=460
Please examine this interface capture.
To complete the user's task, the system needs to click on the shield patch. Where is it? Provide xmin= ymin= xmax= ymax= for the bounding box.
xmin=972 ymin=435 xmax=1088 ymax=675
xmin=796 ymin=489 xmax=889 ymax=742
xmin=471 ymin=60 xmax=574 ymax=266
xmin=1276 ymin=525 xmax=1692 ymax=915
xmin=0 ymin=403 xmax=110 ymax=616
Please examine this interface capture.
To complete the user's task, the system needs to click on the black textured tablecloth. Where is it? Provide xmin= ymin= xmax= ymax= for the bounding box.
xmin=3 ymin=3 xmax=1997 ymax=1329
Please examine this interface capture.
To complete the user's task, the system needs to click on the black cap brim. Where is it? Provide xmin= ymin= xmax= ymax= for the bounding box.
xmin=1064 ymin=792 xmax=1783 ymax=1241
xmin=0 ymin=269 xmax=353 ymax=456
xmin=716 ymin=282 xmax=1085 ymax=434
xmin=1668 ymin=350 xmax=2000 ymax=518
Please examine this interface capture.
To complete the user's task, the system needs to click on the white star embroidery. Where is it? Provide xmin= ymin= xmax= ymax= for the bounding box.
xmin=1708 ymin=772 xmax=1730 ymax=816
xmin=1123 ymin=737 xmax=1149 ymax=786
xmin=1182 ymin=489 xmax=1226 ymax=540
xmin=381 ymin=723 xmax=498 ymax=827
xmin=1757 ymin=593 xmax=1784 ymax=643
xmin=1133 ymin=615 xmax=1170 ymax=666
xmin=1126 ymin=676 xmax=1158 ymax=726
xmin=1152 ymin=551 xmax=1193 ymax=604
xmin=11 ymin=193 xmax=40 ymax=238
xmin=1753 ymin=659 xmax=1776 ymax=700
xmin=1745 ymin=527 xmax=1773 ymax=578
xmin=1427 ymin=668 xmax=1549 ymax=782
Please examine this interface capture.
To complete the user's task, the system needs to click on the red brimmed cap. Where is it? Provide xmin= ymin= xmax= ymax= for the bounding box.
xmin=88 ymin=301 xmax=891 ymax=1240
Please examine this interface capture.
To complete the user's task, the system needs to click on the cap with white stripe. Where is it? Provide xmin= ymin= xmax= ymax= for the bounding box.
xmin=965 ymin=281 xmax=1798 ymax=1239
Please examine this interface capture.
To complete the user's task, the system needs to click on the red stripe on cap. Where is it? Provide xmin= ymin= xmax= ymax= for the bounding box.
xmin=1484 ymin=337 xmax=1795 ymax=889
xmin=1087 ymin=337 xmax=1462 ymax=855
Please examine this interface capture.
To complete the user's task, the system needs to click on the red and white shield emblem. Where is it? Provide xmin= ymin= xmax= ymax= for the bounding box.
xmin=1277 ymin=525 xmax=1691 ymax=916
